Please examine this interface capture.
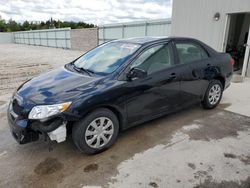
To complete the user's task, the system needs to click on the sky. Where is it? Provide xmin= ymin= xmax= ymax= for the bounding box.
xmin=0 ymin=0 xmax=172 ymax=25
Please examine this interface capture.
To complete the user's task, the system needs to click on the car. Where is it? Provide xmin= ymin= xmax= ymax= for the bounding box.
xmin=8 ymin=36 xmax=234 ymax=154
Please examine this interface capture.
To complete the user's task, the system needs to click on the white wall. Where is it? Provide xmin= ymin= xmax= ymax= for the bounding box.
xmin=13 ymin=28 xmax=71 ymax=49
xmin=98 ymin=19 xmax=171 ymax=44
xmin=171 ymin=0 xmax=250 ymax=52
xmin=0 ymin=33 xmax=13 ymax=43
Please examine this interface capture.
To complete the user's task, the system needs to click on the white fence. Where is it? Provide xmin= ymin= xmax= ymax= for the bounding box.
xmin=98 ymin=19 xmax=171 ymax=44
xmin=0 ymin=33 xmax=13 ymax=43
xmin=13 ymin=28 xmax=71 ymax=49
xmin=6 ymin=19 xmax=172 ymax=48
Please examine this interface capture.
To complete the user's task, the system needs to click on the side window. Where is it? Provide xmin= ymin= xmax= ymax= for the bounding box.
xmin=131 ymin=44 xmax=174 ymax=75
xmin=175 ymin=42 xmax=209 ymax=64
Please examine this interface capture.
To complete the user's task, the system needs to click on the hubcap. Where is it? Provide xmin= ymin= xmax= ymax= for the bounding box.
xmin=208 ymin=84 xmax=221 ymax=105
xmin=85 ymin=117 xmax=114 ymax=149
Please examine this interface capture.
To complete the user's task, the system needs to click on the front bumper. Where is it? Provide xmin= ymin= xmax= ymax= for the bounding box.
xmin=8 ymin=105 xmax=67 ymax=144
xmin=8 ymin=109 xmax=39 ymax=144
xmin=7 ymin=93 xmax=76 ymax=144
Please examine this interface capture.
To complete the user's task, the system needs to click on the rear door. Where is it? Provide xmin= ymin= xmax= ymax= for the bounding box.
xmin=173 ymin=40 xmax=210 ymax=105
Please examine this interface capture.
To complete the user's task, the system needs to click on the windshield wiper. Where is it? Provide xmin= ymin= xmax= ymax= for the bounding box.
xmin=72 ymin=64 xmax=94 ymax=76
xmin=84 ymin=68 xmax=95 ymax=75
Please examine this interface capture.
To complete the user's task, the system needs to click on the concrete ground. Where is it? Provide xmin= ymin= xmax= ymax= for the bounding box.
xmin=0 ymin=44 xmax=249 ymax=188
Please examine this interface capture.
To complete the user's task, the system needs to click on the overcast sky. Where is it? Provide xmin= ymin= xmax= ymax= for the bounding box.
xmin=0 ymin=0 xmax=172 ymax=25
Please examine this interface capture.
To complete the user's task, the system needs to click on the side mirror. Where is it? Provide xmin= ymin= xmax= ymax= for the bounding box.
xmin=127 ymin=67 xmax=147 ymax=80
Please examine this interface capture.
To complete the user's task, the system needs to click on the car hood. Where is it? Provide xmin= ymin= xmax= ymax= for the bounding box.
xmin=17 ymin=66 xmax=101 ymax=105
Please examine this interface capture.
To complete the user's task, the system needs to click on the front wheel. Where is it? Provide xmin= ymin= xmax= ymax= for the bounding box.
xmin=72 ymin=108 xmax=119 ymax=154
xmin=202 ymin=80 xmax=223 ymax=109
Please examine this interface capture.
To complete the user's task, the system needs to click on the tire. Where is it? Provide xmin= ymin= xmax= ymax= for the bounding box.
xmin=202 ymin=80 xmax=223 ymax=109
xmin=72 ymin=108 xmax=119 ymax=154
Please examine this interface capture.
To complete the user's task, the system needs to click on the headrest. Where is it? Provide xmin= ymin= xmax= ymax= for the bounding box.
xmin=187 ymin=47 xmax=199 ymax=53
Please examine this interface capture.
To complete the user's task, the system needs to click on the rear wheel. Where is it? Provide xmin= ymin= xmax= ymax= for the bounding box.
xmin=72 ymin=108 xmax=119 ymax=154
xmin=202 ymin=80 xmax=223 ymax=109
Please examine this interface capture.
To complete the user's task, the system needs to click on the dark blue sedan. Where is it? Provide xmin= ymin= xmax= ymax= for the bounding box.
xmin=8 ymin=37 xmax=234 ymax=154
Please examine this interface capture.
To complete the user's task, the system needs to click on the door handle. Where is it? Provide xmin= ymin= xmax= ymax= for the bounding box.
xmin=169 ymin=72 xmax=176 ymax=79
xmin=161 ymin=73 xmax=176 ymax=84
xmin=167 ymin=72 xmax=176 ymax=80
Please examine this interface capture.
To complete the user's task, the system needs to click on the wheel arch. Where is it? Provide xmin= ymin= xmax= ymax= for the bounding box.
xmin=213 ymin=75 xmax=225 ymax=89
xmin=201 ymin=78 xmax=224 ymax=109
xmin=100 ymin=105 xmax=125 ymax=132
xmin=201 ymin=76 xmax=225 ymax=101
xmin=79 ymin=104 xmax=126 ymax=132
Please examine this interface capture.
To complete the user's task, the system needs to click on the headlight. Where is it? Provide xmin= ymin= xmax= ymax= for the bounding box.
xmin=28 ymin=102 xmax=72 ymax=120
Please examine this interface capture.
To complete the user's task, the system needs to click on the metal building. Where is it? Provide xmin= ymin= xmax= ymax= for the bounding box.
xmin=98 ymin=19 xmax=171 ymax=44
xmin=171 ymin=0 xmax=250 ymax=77
xmin=13 ymin=28 xmax=71 ymax=49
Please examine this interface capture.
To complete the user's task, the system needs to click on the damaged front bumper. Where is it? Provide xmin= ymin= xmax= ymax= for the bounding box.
xmin=8 ymin=109 xmax=39 ymax=144
xmin=8 ymin=107 xmax=67 ymax=144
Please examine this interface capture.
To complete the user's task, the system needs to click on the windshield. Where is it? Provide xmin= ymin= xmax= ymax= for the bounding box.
xmin=73 ymin=42 xmax=141 ymax=75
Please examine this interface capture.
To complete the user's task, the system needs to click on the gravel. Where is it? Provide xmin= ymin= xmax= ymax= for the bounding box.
xmin=0 ymin=43 xmax=83 ymax=98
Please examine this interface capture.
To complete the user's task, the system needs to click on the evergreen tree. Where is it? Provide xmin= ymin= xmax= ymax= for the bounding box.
xmin=0 ymin=18 xmax=95 ymax=32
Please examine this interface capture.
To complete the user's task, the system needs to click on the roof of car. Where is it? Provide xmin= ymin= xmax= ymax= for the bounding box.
xmin=113 ymin=36 xmax=197 ymax=45
xmin=114 ymin=36 xmax=170 ymax=45
xmin=110 ymin=36 xmax=217 ymax=55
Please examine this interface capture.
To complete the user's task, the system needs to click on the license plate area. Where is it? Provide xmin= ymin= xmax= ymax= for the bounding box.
xmin=11 ymin=130 xmax=39 ymax=144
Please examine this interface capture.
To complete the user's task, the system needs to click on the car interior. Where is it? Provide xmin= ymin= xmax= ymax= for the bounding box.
xmin=133 ymin=44 xmax=172 ymax=75
xmin=176 ymin=43 xmax=208 ymax=64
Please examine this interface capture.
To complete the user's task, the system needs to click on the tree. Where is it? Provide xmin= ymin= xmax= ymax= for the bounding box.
xmin=22 ymin=21 xmax=30 ymax=31
xmin=0 ymin=18 xmax=95 ymax=32
xmin=0 ymin=20 xmax=7 ymax=32
xmin=8 ymin=19 xmax=20 ymax=31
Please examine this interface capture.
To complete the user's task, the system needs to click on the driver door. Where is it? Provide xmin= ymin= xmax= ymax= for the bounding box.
xmin=124 ymin=42 xmax=181 ymax=125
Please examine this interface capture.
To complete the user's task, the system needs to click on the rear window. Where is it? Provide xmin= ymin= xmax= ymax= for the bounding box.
xmin=175 ymin=42 xmax=209 ymax=64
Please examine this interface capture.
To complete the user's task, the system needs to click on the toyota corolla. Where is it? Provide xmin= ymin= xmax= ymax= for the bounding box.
xmin=8 ymin=37 xmax=233 ymax=154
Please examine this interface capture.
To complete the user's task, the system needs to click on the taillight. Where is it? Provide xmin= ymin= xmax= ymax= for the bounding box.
xmin=230 ymin=57 xmax=235 ymax=65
